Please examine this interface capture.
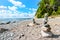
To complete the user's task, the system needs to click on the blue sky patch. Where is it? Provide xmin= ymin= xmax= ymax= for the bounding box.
xmin=0 ymin=0 xmax=39 ymax=18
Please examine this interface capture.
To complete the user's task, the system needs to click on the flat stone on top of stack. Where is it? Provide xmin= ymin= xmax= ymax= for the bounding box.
xmin=44 ymin=13 xmax=48 ymax=24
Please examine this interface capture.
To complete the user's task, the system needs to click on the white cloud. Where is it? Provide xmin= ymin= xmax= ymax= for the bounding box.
xmin=26 ymin=8 xmax=37 ymax=11
xmin=29 ymin=8 xmax=32 ymax=10
xmin=0 ymin=6 xmax=7 ymax=9
xmin=32 ymin=8 xmax=37 ymax=12
xmin=0 ymin=11 xmax=35 ymax=18
xmin=0 ymin=6 xmax=36 ymax=18
xmin=0 ymin=0 xmax=37 ymax=18
xmin=0 ymin=5 xmax=36 ymax=18
xmin=8 ymin=0 xmax=26 ymax=8
xmin=0 ymin=6 xmax=7 ymax=10
xmin=8 ymin=6 xmax=17 ymax=11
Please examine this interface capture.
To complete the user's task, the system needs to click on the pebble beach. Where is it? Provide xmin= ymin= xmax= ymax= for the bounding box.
xmin=0 ymin=17 xmax=60 ymax=40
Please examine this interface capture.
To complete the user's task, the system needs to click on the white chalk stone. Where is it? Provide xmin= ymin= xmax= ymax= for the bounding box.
xmin=28 ymin=23 xmax=35 ymax=26
xmin=41 ymin=30 xmax=52 ymax=37
xmin=41 ymin=26 xmax=48 ymax=32
xmin=41 ymin=26 xmax=52 ymax=37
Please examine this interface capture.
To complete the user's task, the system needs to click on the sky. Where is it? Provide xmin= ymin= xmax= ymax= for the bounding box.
xmin=0 ymin=0 xmax=39 ymax=18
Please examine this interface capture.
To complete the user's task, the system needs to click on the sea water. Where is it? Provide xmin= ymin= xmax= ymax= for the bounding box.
xmin=0 ymin=18 xmax=32 ymax=23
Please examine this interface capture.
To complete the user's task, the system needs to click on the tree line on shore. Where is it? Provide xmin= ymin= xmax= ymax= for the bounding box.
xmin=35 ymin=0 xmax=60 ymax=18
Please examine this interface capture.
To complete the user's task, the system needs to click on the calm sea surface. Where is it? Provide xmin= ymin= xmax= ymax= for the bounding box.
xmin=0 ymin=18 xmax=32 ymax=23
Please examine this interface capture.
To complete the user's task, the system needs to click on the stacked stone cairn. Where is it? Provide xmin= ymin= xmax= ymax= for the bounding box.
xmin=32 ymin=18 xmax=40 ymax=25
xmin=27 ymin=18 xmax=40 ymax=26
xmin=41 ymin=13 xmax=53 ymax=37
xmin=27 ymin=19 xmax=36 ymax=26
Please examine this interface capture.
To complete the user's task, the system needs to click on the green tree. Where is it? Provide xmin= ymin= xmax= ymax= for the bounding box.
xmin=35 ymin=0 xmax=59 ymax=18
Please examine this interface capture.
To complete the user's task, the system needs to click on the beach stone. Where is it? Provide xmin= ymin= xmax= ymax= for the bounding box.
xmin=0 ymin=31 xmax=14 ymax=40
xmin=6 ymin=21 xmax=11 ymax=24
xmin=41 ymin=26 xmax=48 ymax=32
xmin=41 ymin=24 xmax=53 ymax=37
xmin=27 ymin=23 xmax=35 ymax=26
xmin=44 ymin=24 xmax=51 ymax=31
xmin=41 ymin=30 xmax=53 ymax=37
xmin=12 ymin=21 xmax=16 ymax=23
xmin=41 ymin=23 xmax=53 ymax=37
xmin=0 ymin=28 xmax=9 ymax=33
xmin=19 ymin=34 xmax=25 ymax=39
xmin=44 ymin=13 xmax=48 ymax=20
xmin=0 ymin=23 xmax=5 ymax=25
xmin=44 ymin=13 xmax=48 ymax=24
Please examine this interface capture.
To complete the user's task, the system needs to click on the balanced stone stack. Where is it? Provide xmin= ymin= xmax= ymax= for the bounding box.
xmin=44 ymin=13 xmax=48 ymax=24
xmin=27 ymin=19 xmax=36 ymax=26
xmin=32 ymin=18 xmax=40 ymax=25
xmin=27 ymin=18 xmax=40 ymax=26
xmin=41 ymin=13 xmax=53 ymax=37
